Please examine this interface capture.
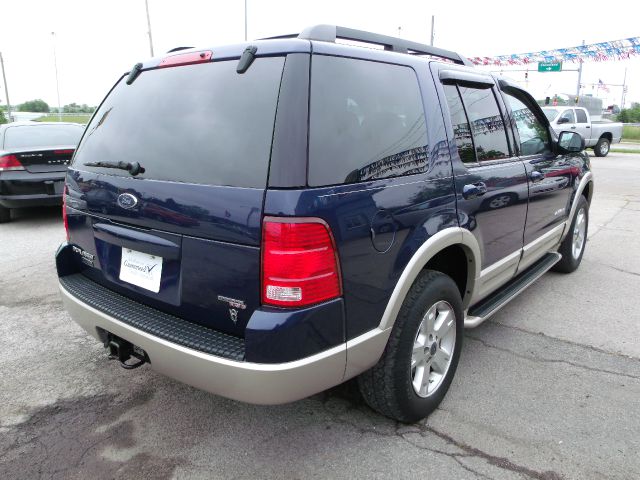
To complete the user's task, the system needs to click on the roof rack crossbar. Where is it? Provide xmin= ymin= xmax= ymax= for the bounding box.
xmin=297 ymin=24 xmax=473 ymax=67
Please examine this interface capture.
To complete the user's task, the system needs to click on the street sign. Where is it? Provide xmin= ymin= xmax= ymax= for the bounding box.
xmin=538 ymin=61 xmax=562 ymax=72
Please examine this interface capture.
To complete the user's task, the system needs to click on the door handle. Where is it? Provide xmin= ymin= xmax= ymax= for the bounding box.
xmin=586 ymin=126 xmax=590 ymax=128
xmin=462 ymin=182 xmax=487 ymax=199
xmin=570 ymin=126 xmax=576 ymax=129
xmin=530 ymin=171 xmax=544 ymax=183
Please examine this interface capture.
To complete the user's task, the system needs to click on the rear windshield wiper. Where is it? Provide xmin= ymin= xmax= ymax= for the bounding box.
xmin=83 ymin=160 xmax=145 ymax=176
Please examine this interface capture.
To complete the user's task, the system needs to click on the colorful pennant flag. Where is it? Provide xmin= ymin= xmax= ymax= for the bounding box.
xmin=469 ymin=37 xmax=640 ymax=66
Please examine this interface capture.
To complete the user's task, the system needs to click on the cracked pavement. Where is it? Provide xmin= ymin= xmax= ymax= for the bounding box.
xmin=1 ymin=153 xmax=639 ymax=479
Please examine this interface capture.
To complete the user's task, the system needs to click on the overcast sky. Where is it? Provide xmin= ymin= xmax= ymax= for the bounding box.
xmin=1 ymin=0 xmax=638 ymax=109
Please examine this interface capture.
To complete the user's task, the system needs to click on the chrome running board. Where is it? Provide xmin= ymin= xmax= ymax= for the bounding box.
xmin=464 ymin=252 xmax=562 ymax=328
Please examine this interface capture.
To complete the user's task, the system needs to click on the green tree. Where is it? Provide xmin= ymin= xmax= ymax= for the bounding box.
xmin=0 ymin=109 xmax=6 ymax=124
xmin=17 ymin=99 xmax=50 ymax=112
xmin=617 ymin=102 xmax=640 ymax=123
xmin=63 ymin=103 xmax=96 ymax=114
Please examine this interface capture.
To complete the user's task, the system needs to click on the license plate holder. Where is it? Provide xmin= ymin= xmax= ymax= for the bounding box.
xmin=119 ymin=248 xmax=163 ymax=293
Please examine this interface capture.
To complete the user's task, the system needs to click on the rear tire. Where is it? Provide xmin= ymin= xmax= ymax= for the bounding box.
xmin=594 ymin=137 xmax=610 ymax=157
xmin=0 ymin=206 xmax=10 ymax=223
xmin=358 ymin=270 xmax=463 ymax=423
xmin=553 ymin=195 xmax=589 ymax=273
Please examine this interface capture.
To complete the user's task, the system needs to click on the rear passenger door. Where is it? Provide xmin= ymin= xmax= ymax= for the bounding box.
xmin=439 ymin=74 xmax=528 ymax=301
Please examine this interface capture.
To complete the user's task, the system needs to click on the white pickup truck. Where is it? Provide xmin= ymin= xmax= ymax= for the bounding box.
xmin=542 ymin=106 xmax=622 ymax=157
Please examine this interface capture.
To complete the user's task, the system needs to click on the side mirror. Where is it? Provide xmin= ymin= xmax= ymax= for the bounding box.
xmin=557 ymin=131 xmax=585 ymax=153
xmin=557 ymin=116 xmax=569 ymax=124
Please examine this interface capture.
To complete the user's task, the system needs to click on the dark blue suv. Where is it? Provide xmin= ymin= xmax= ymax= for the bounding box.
xmin=56 ymin=25 xmax=593 ymax=422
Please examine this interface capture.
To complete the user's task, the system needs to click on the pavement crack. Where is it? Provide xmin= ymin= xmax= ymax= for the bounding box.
xmin=398 ymin=433 xmax=495 ymax=479
xmin=419 ymin=425 xmax=564 ymax=480
xmin=602 ymin=264 xmax=640 ymax=277
xmin=466 ymin=334 xmax=640 ymax=381
xmin=488 ymin=321 xmax=640 ymax=361
xmin=589 ymin=199 xmax=630 ymax=239
xmin=321 ymin=397 xmax=556 ymax=480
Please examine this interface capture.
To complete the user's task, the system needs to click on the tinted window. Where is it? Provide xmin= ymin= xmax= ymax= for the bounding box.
xmin=576 ymin=109 xmax=588 ymax=123
xmin=74 ymin=58 xmax=284 ymax=188
xmin=443 ymin=85 xmax=475 ymax=163
xmin=503 ymin=92 xmax=550 ymax=156
xmin=559 ymin=109 xmax=575 ymax=123
xmin=308 ymin=56 xmax=428 ymax=186
xmin=458 ymin=87 xmax=509 ymax=162
xmin=4 ymin=124 xmax=83 ymax=149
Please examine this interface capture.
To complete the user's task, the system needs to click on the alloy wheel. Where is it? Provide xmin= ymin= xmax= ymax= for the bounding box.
xmin=411 ymin=300 xmax=456 ymax=397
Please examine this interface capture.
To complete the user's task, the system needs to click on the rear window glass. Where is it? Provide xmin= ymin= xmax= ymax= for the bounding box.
xmin=308 ymin=56 xmax=428 ymax=186
xmin=4 ymin=124 xmax=84 ymax=149
xmin=73 ymin=57 xmax=285 ymax=188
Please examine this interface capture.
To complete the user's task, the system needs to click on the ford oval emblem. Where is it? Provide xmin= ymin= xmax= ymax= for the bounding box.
xmin=117 ymin=193 xmax=138 ymax=210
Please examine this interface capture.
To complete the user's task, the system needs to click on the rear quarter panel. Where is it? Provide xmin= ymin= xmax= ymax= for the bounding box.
xmin=264 ymin=52 xmax=458 ymax=340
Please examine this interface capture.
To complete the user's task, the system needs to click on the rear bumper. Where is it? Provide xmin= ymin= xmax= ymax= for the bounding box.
xmin=59 ymin=281 xmax=391 ymax=404
xmin=0 ymin=193 xmax=62 ymax=208
xmin=0 ymin=170 xmax=65 ymax=208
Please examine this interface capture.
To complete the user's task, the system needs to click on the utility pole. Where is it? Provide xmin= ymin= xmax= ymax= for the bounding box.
xmin=621 ymin=67 xmax=627 ymax=110
xmin=430 ymin=15 xmax=435 ymax=46
xmin=0 ymin=52 xmax=12 ymax=123
xmin=398 ymin=26 xmax=402 ymax=37
xmin=576 ymin=39 xmax=584 ymax=98
xmin=244 ymin=0 xmax=248 ymax=41
xmin=51 ymin=32 xmax=62 ymax=122
xmin=145 ymin=0 xmax=154 ymax=56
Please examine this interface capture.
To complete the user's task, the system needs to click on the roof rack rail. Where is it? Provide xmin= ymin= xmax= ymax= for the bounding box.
xmin=297 ymin=24 xmax=474 ymax=67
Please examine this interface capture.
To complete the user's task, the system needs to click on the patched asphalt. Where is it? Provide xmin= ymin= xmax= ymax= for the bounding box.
xmin=1 ymin=153 xmax=639 ymax=479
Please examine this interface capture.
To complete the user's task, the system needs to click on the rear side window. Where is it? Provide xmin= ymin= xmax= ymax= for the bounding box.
xmin=443 ymin=85 xmax=475 ymax=163
xmin=576 ymin=109 xmax=588 ymax=123
xmin=308 ymin=56 xmax=428 ymax=186
xmin=443 ymin=85 xmax=510 ymax=163
xmin=457 ymin=86 xmax=510 ymax=162
xmin=73 ymin=57 xmax=285 ymax=188
xmin=4 ymin=124 xmax=83 ymax=149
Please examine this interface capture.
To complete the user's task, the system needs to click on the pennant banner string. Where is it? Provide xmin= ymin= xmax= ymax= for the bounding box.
xmin=470 ymin=37 xmax=640 ymax=66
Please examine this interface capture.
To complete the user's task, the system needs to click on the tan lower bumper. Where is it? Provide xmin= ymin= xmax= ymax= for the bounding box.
xmin=60 ymin=283 xmax=390 ymax=404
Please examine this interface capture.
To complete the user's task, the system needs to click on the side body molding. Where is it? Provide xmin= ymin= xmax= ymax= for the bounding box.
xmin=343 ymin=227 xmax=481 ymax=380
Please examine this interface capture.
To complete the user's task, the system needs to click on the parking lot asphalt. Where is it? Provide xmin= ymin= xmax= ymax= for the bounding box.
xmin=1 ymin=153 xmax=639 ymax=480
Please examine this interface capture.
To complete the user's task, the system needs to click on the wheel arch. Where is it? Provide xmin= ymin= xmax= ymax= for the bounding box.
xmin=562 ymin=171 xmax=593 ymax=241
xmin=377 ymin=227 xmax=481 ymax=331
xmin=343 ymin=227 xmax=481 ymax=382
xmin=599 ymin=132 xmax=613 ymax=142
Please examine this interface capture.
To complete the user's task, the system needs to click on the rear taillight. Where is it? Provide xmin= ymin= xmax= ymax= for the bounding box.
xmin=262 ymin=218 xmax=342 ymax=308
xmin=54 ymin=149 xmax=74 ymax=155
xmin=0 ymin=154 xmax=24 ymax=171
xmin=62 ymin=186 xmax=69 ymax=241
